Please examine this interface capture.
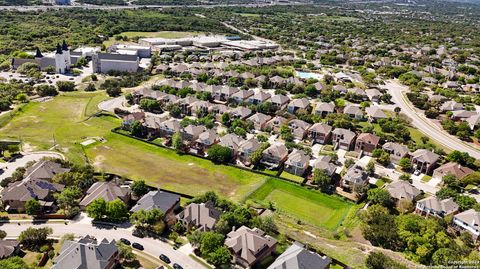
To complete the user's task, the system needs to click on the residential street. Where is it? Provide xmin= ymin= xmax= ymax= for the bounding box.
xmin=0 ymin=152 xmax=64 ymax=182
xmin=382 ymin=80 xmax=480 ymax=159
xmin=0 ymin=214 xmax=205 ymax=269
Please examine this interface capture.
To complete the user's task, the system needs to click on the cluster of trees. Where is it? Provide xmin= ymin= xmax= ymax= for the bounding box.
xmin=0 ymin=82 xmax=33 ymax=111
xmin=86 ymin=198 xmax=129 ymax=222
xmin=361 ymin=204 xmax=478 ymax=265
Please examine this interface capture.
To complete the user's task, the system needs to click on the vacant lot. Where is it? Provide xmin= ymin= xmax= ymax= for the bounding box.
xmin=0 ymin=92 xmax=117 ymax=163
xmin=104 ymin=31 xmax=203 ymax=47
xmin=85 ymin=133 xmax=267 ymax=201
xmin=246 ymin=179 xmax=352 ymax=230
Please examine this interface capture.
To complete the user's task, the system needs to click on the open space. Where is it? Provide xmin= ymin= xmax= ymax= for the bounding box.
xmin=104 ymin=31 xmax=204 ymax=47
xmin=245 ymin=178 xmax=352 ymax=230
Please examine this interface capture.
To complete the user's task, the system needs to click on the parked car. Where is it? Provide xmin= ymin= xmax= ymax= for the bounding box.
xmin=159 ymin=254 xmax=171 ymax=264
xmin=173 ymin=263 xmax=183 ymax=269
xmin=132 ymin=243 xmax=144 ymax=250
xmin=120 ymin=238 xmax=131 ymax=245
xmin=132 ymin=229 xmax=145 ymax=238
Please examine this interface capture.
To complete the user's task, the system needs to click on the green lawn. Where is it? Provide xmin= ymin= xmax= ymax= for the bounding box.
xmin=84 ymin=133 xmax=267 ymax=201
xmin=246 ymin=179 xmax=352 ymax=230
xmin=0 ymin=92 xmax=117 ymax=163
xmin=279 ymin=171 xmax=305 ymax=183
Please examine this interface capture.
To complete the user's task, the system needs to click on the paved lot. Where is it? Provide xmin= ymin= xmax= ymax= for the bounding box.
xmin=383 ymin=80 xmax=480 ymax=159
xmin=1 ymin=214 xmax=205 ymax=269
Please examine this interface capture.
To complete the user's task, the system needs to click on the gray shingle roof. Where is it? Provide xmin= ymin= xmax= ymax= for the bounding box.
xmin=267 ymin=242 xmax=331 ymax=269
xmin=131 ymin=190 xmax=180 ymax=213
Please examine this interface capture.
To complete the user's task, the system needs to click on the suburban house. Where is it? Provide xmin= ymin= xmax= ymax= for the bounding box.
xmin=411 ymin=149 xmax=441 ymax=175
xmin=386 ymin=181 xmax=421 ymax=204
xmin=247 ymin=113 xmax=272 ymax=131
xmin=365 ymin=107 xmax=388 ymax=122
xmin=332 ymin=128 xmax=356 ymax=151
xmin=415 ymin=197 xmax=459 ymax=217
xmin=432 ymin=162 xmax=474 ymax=180
xmin=225 ymin=226 xmax=277 ymax=268
xmin=79 ymin=181 xmax=131 ymax=210
xmin=354 ymin=133 xmax=380 ymax=156
xmin=238 ymin=138 xmax=261 ymax=164
xmin=24 ymin=160 xmax=70 ymax=181
xmin=440 ymin=100 xmax=464 ymax=112
xmin=365 ymin=88 xmax=382 ymax=102
xmin=312 ymin=156 xmax=337 ymax=177
xmin=269 ymin=94 xmax=290 ymax=110
xmin=265 ymin=116 xmax=288 ymax=133
xmin=343 ymin=104 xmax=364 ymax=119
xmin=122 ymin=112 xmax=145 ymax=130
xmin=131 ymin=190 xmax=181 ymax=215
xmin=315 ymin=102 xmax=335 ymax=117
xmin=231 ymin=90 xmax=254 ymax=103
xmin=382 ymin=142 xmax=409 ymax=164
xmin=0 ymin=240 xmax=20 ymax=259
xmin=261 ymin=144 xmax=289 ymax=169
xmin=248 ymin=92 xmax=271 ymax=105
xmin=52 ymin=235 xmax=120 ymax=269
xmin=159 ymin=119 xmax=181 ymax=138
xmin=176 ymin=202 xmax=222 ymax=232
xmin=181 ymin=125 xmax=207 ymax=142
xmin=143 ymin=116 xmax=164 ymax=137
xmin=287 ymin=98 xmax=310 ymax=114
xmin=194 ymin=130 xmax=219 ymax=152
xmin=231 ymin=106 xmax=253 ymax=120
xmin=219 ymin=133 xmax=245 ymax=156
xmin=1 ymin=179 xmax=65 ymax=212
xmin=341 ymin=165 xmax=368 ymax=191
xmin=466 ymin=114 xmax=480 ymax=130
xmin=453 ymin=209 xmax=480 ymax=240
xmin=308 ymin=123 xmax=332 ymax=145
xmin=284 ymin=149 xmax=310 ymax=176
xmin=288 ymin=119 xmax=312 ymax=140
xmin=190 ymin=101 xmax=211 ymax=116
xmin=267 ymin=242 xmax=332 ymax=269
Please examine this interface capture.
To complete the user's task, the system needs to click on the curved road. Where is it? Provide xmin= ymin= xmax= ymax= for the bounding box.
xmin=0 ymin=217 xmax=203 ymax=269
xmin=382 ymin=80 xmax=480 ymax=159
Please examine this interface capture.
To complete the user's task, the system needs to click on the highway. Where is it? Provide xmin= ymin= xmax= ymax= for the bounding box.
xmin=0 ymin=215 xmax=204 ymax=269
xmin=382 ymin=80 xmax=480 ymax=160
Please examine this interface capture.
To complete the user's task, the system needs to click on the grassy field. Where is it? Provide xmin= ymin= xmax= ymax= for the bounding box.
xmin=0 ymin=92 xmax=117 ymax=163
xmin=104 ymin=31 xmax=203 ymax=47
xmin=246 ymin=179 xmax=352 ymax=230
xmin=84 ymin=133 xmax=267 ymax=201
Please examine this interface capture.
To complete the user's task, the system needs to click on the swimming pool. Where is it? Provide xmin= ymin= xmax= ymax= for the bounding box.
xmin=296 ymin=71 xmax=323 ymax=80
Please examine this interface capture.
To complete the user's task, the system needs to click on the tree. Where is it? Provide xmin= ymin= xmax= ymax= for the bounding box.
xmin=432 ymin=248 xmax=459 ymax=266
xmin=0 ymin=230 xmax=6 ymax=239
xmin=455 ymin=195 xmax=477 ymax=211
xmin=399 ymin=173 xmax=412 ymax=183
xmin=36 ymin=84 xmax=58 ymax=97
xmin=56 ymin=81 xmax=76 ymax=92
xmin=18 ymin=227 xmax=52 ymax=250
xmin=446 ymin=150 xmax=475 ymax=167
xmin=106 ymin=86 xmax=122 ymax=97
xmin=54 ymin=186 xmax=82 ymax=217
xmin=360 ymin=205 xmax=399 ymax=249
xmin=200 ymin=232 xmax=225 ymax=256
xmin=130 ymin=209 xmax=164 ymax=229
xmin=140 ymin=98 xmax=160 ymax=112
xmin=207 ymin=246 xmax=231 ymax=267
xmin=172 ymin=132 xmax=183 ymax=153
xmin=366 ymin=161 xmax=375 ymax=175
xmin=398 ymin=157 xmax=412 ymax=171
xmin=130 ymin=120 xmax=143 ymax=137
xmin=131 ymin=180 xmax=149 ymax=197
xmin=85 ymin=83 xmax=96 ymax=92
xmin=366 ymin=252 xmax=407 ymax=269
xmin=86 ymin=198 xmax=107 ymax=220
xmin=0 ymin=256 xmax=31 ymax=269
xmin=367 ymin=189 xmax=393 ymax=208
xmin=117 ymin=241 xmax=136 ymax=261
xmin=251 ymin=216 xmax=277 ymax=236
xmin=207 ymin=144 xmax=233 ymax=164
xmin=106 ymin=199 xmax=129 ymax=221
xmin=25 ymin=199 xmax=41 ymax=215
xmin=312 ymin=169 xmax=332 ymax=192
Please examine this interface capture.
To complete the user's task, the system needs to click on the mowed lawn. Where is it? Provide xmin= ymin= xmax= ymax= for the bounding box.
xmin=0 ymin=92 xmax=118 ymax=163
xmin=85 ymin=133 xmax=267 ymax=201
xmin=246 ymin=179 xmax=352 ymax=230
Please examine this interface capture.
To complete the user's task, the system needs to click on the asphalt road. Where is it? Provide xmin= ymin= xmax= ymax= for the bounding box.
xmin=382 ymin=80 xmax=480 ymax=159
xmin=0 ymin=216 xmax=203 ymax=269
xmin=0 ymin=152 xmax=65 ymax=182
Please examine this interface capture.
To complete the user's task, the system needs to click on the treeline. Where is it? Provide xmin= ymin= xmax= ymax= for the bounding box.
xmin=0 ymin=8 xmax=233 ymax=55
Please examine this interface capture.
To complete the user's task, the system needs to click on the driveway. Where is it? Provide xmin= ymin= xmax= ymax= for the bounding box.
xmin=0 ymin=151 xmax=64 ymax=182
xmin=0 ymin=216 xmax=204 ymax=269
xmin=382 ymin=80 xmax=480 ymax=159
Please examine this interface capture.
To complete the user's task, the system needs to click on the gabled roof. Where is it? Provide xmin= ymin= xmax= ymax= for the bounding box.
xmin=309 ymin=123 xmax=332 ymax=134
xmin=131 ymin=190 xmax=180 ymax=213
xmin=24 ymin=160 xmax=69 ymax=181
xmin=454 ymin=209 xmax=480 ymax=228
xmin=0 ymin=240 xmax=19 ymax=259
xmin=387 ymin=181 xmax=421 ymax=201
xmin=315 ymin=102 xmax=335 ymax=113
xmin=356 ymin=133 xmax=380 ymax=145
xmin=263 ymin=144 xmax=288 ymax=159
xmin=411 ymin=149 xmax=440 ymax=164
xmin=417 ymin=197 xmax=458 ymax=215
xmin=288 ymin=98 xmax=310 ymax=109
xmin=225 ymin=226 xmax=277 ymax=266
xmin=343 ymin=104 xmax=364 ymax=116
xmin=1 ymin=179 xmax=64 ymax=202
xmin=52 ymin=236 xmax=118 ymax=269
xmin=332 ymin=128 xmax=356 ymax=142
xmin=382 ymin=142 xmax=409 ymax=156
xmin=196 ymin=130 xmax=219 ymax=146
xmin=79 ymin=181 xmax=130 ymax=207
xmin=267 ymin=242 xmax=331 ymax=269
xmin=270 ymin=94 xmax=290 ymax=105
xmin=285 ymin=149 xmax=309 ymax=166
xmin=177 ymin=202 xmax=221 ymax=231
xmin=238 ymin=138 xmax=261 ymax=153
xmin=247 ymin=113 xmax=272 ymax=125
xmin=250 ymin=91 xmax=271 ymax=102
xmin=219 ymin=134 xmax=245 ymax=151
xmin=433 ymin=162 xmax=474 ymax=179
xmin=365 ymin=107 xmax=387 ymax=119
